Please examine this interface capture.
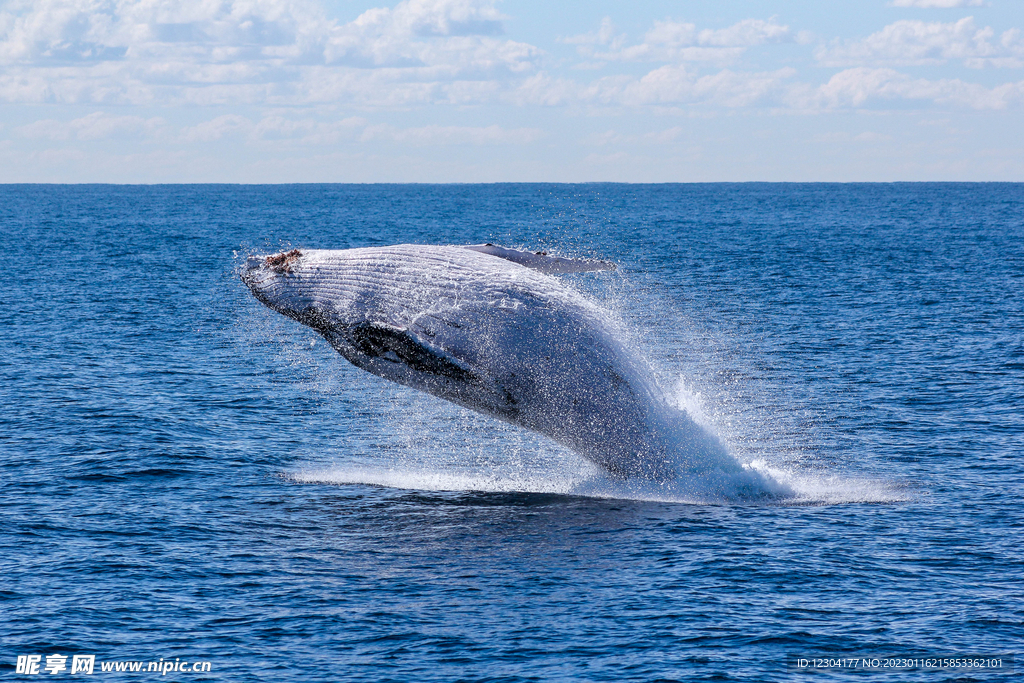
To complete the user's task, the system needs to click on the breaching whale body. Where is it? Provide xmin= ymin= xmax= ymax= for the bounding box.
xmin=243 ymin=244 xmax=778 ymax=494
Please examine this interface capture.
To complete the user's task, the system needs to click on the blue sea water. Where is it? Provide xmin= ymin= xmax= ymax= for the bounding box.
xmin=1 ymin=183 xmax=1022 ymax=681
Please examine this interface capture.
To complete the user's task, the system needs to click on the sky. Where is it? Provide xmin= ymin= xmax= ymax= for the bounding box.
xmin=1 ymin=0 xmax=1022 ymax=182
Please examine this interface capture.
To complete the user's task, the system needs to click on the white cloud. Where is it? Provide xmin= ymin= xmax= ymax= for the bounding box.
xmin=0 ymin=0 xmax=1021 ymax=120
xmin=0 ymin=0 xmax=327 ymax=65
xmin=350 ymin=0 xmax=506 ymax=39
xmin=562 ymin=17 xmax=623 ymax=50
xmin=0 ymin=0 xmax=541 ymax=105
xmin=817 ymin=17 xmax=1024 ymax=68
xmin=179 ymin=114 xmax=366 ymax=143
xmin=513 ymin=62 xmax=1024 ymax=113
xmin=174 ymin=115 xmax=533 ymax=147
xmin=646 ymin=126 xmax=684 ymax=143
xmin=360 ymin=123 xmax=542 ymax=145
xmin=17 ymin=111 xmax=166 ymax=139
xmin=890 ymin=0 xmax=984 ymax=7
xmin=580 ymin=127 xmax=684 ymax=147
xmin=16 ymin=112 xmax=538 ymax=149
xmin=812 ymin=67 xmax=1024 ymax=109
xmin=564 ymin=17 xmax=791 ymax=64
xmin=696 ymin=18 xmax=791 ymax=47
xmin=321 ymin=0 xmax=536 ymax=72
xmin=618 ymin=65 xmax=794 ymax=107
xmin=514 ymin=64 xmax=797 ymax=109
xmin=179 ymin=114 xmax=252 ymax=142
xmin=254 ymin=114 xmax=367 ymax=143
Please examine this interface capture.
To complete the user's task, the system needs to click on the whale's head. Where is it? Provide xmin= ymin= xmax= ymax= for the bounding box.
xmin=241 ymin=249 xmax=347 ymax=332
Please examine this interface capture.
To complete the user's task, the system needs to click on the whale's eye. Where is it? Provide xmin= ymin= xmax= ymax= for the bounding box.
xmin=266 ymin=249 xmax=302 ymax=273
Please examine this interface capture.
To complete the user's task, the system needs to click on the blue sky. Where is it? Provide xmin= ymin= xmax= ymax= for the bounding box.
xmin=1 ymin=0 xmax=1021 ymax=181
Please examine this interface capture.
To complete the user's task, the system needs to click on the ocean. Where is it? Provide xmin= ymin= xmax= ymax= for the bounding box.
xmin=2 ymin=183 xmax=1021 ymax=681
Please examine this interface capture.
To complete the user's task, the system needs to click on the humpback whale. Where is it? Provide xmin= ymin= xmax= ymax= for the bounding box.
xmin=242 ymin=244 xmax=752 ymax=484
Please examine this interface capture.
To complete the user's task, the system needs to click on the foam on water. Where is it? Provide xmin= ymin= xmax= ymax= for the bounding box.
xmin=661 ymin=381 xmax=908 ymax=505
xmin=288 ymin=463 xmax=908 ymax=507
xmin=284 ymin=383 xmax=906 ymax=506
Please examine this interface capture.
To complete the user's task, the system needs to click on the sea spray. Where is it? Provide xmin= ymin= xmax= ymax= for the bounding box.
xmin=285 ymin=279 xmax=796 ymax=502
xmin=245 ymin=243 xmax=808 ymax=502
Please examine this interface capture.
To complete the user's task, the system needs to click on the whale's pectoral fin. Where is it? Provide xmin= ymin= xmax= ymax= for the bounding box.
xmin=461 ymin=244 xmax=616 ymax=274
xmin=349 ymin=321 xmax=481 ymax=385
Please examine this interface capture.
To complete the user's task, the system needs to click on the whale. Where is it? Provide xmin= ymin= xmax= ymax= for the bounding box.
xmin=242 ymin=244 xmax=751 ymax=483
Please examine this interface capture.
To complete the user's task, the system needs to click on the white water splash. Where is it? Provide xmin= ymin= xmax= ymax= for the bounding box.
xmin=284 ymin=389 xmax=907 ymax=505
xmin=279 ymin=350 xmax=909 ymax=506
xmin=255 ymin=252 xmax=906 ymax=507
xmin=657 ymin=375 xmax=908 ymax=505
xmin=289 ymin=452 xmax=908 ymax=506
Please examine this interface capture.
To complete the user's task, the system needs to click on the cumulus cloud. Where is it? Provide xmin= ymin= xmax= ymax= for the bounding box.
xmin=564 ymin=17 xmax=791 ymax=64
xmin=0 ymin=0 xmax=541 ymax=105
xmin=513 ymin=61 xmax=1024 ymax=113
xmin=514 ymin=65 xmax=797 ymax=109
xmin=0 ymin=0 xmax=327 ymax=65
xmin=0 ymin=0 xmax=1021 ymax=117
xmin=616 ymin=65 xmax=794 ymax=106
xmin=817 ymin=17 xmax=1024 ymax=68
xmin=323 ymin=0 xmax=518 ymax=69
xmin=811 ymin=67 xmax=1024 ymax=109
